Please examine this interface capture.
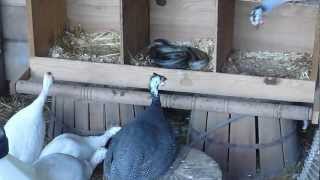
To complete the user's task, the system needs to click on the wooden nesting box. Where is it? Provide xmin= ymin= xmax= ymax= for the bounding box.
xmin=15 ymin=0 xmax=320 ymax=179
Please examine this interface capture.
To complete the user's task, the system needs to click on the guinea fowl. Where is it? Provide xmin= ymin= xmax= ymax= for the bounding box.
xmin=39 ymin=127 xmax=121 ymax=161
xmin=104 ymin=73 xmax=177 ymax=180
xmin=250 ymin=0 xmax=289 ymax=27
xmin=4 ymin=72 xmax=53 ymax=164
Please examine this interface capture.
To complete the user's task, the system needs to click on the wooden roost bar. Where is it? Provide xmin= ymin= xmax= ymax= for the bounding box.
xmin=14 ymin=0 xmax=320 ymax=179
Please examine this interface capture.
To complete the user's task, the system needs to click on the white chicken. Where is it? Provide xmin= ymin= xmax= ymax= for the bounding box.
xmin=39 ymin=127 xmax=121 ymax=162
xmin=1 ymin=126 xmax=106 ymax=180
xmin=4 ymin=72 xmax=53 ymax=164
xmin=34 ymin=148 xmax=107 ymax=180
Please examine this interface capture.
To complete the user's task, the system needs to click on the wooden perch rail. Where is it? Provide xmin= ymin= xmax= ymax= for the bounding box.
xmin=16 ymin=80 xmax=313 ymax=121
xmin=30 ymin=57 xmax=316 ymax=103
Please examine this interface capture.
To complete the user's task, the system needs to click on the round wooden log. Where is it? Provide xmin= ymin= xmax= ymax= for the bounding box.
xmin=160 ymin=146 xmax=222 ymax=180
xmin=16 ymin=80 xmax=312 ymax=120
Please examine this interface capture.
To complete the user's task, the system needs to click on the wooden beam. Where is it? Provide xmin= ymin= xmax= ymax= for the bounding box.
xmin=30 ymin=57 xmax=315 ymax=103
xmin=16 ymin=80 xmax=313 ymax=121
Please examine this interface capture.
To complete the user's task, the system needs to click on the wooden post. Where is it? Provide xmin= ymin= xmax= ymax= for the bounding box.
xmin=0 ymin=16 xmax=7 ymax=95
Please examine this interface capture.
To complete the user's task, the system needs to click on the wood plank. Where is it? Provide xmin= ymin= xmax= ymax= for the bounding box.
xmin=229 ymin=115 xmax=256 ymax=179
xmin=189 ymin=110 xmax=207 ymax=151
xmin=280 ymin=119 xmax=299 ymax=167
xmin=122 ymin=0 xmax=149 ymax=63
xmin=27 ymin=0 xmax=66 ymax=56
xmin=1 ymin=5 xmax=28 ymax=41
xmin=62 ymin=97 xmax=75 ymax=132
xmin=53 ymin=96 xmax=64 ymax=137
xmin=216 ymin=0 xmax=235 ymax=71
xmin=205 ymin=112 xmax=229 ymax=171
xmin=119 ymin=104 xmax=135 ymax=125
xmin=30 ymin=57 xmax=316 ymax=103
xmin=234 ymin=1 xmax=318 ymax=52
xmin=134 ymin=105 xmax=145 ymax=118
xmin=150 ymin=0 xmax=217 ymax=41
xmin=48 ymin=96 xmax=56 ymax=140
xmin=311 ymin=9 xmax=320 ymax=81
xmin=75 ymin=100 xmax=89 ymax=131
xmin=258 ymin=117 xmax=284 ymax=177
xmin=0 ymin=0 xmax=26 ymax=6
xmin=105 ymin=103 xmax=120 ymax=128
xmin=4 ymin=41 xmax=29 ymax=81
xmin=66 ymin=0 xmax=121 ymax=32
xmin=89 ymin=102 xmax=105 ymax=131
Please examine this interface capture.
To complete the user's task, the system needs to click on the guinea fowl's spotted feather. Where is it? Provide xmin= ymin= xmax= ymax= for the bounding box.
xmin=104 ymin=76 xmax=177 ymax=180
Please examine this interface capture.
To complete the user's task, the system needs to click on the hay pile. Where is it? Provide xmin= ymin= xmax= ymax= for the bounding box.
xmin=222 ymin=51 xmax=312 ymax=80
xmin=130 ymin=38 xmax=216 ymax=72
xmin=49 ymin=26 xmax=121 ymax=64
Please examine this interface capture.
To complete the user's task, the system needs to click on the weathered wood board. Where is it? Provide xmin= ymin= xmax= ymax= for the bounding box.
xmin=234 ymin=1 xmax=318 ymax=52
xmin=30 ymin=57 xmax=316 ymax=103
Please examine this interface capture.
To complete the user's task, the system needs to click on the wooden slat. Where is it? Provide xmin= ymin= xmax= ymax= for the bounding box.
xmin=119 ymin=104 xmax=135 ymax=125
xmin=62 ymin=97 xmax=75 ymax=132
xmin=134 ymin=105 xmax=145 ymax=118
xmin=122 ymin=0 xmax=149 ymax=63
xmin=280 ymin=119 xmax=299 ymax=167
xmin=234 ymin=1 xmax=318 ymax=52
xmin=75 ymin=100 xmax=89 ymax=131
xmin=48 ymin=96 xmax=57 ymax=139
xmin=150 ymin=0 xmax=217 ymax=41
xmin=205 ymin=112 xmax=229 ymax=171
xmin=30 ymin=57 xmax=316 ymax=103
xmin=105 ymin=103 xmax=120 ymax=128
xmin=189 ymin=110 xmax=207 ymax=150
xmin=216 ymin=0 xmax=235 ymax=71
xmin=229 ymin=115 xmax=256 ymax=179
xmin=54 ymin=96 xmax=64 ymax=137
xmin=1 ymin=5 xmax=28 ymax=41
xmin=66 ymin=0 xmax=120 ymax=32
xmin=27 ymin=0 xmax=66 ymax=56
xmin=89 ymin=102 xmax=105 ymax=131
xmin=0 ymin=0 xmax=26 ymax=6
xmin=4 ymin=41 xmax=29 ymax=81
xmin=258 ymin=117 xmax=284 ymax=177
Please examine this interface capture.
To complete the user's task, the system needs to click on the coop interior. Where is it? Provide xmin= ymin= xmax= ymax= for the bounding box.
xmin=14 ymin=0 xmax=319 ymax=179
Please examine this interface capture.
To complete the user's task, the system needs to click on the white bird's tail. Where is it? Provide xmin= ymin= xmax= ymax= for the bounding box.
xmin=84 ymin=127 xmax=121 ymax=148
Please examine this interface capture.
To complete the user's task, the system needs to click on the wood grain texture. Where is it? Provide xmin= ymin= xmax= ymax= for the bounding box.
xmin=4 ymin=41 xmax=29 ymax=81
xmin=233 ymin=1 xmax=318 ymax=52
xmin=119 ymin=104 xmax=135 ymax=125
xmin=280 ymin=119 xmax=299 ymax=167
xmin=75 ymin=100 xmax=89 ymax=131
xmin=105 ymin=103 xmax=120 ymax=128
xmin=216 ymin=0 xmax=235 ymax=71
xmin=63 ymin=97 xmax=75 ymax=132
xmin=54 ymin=96 xmax=64 ymax=137
xmin=258 ymin=117 xmax=284 ymax=177
xmin=228 ymin=115 xmax=256 ymax=179
xmin=205 ymin=112 xmax=229 ymax=171
xmin=150 ymin=0 xmax=217 ymax=41
xmin=1 ymin=5 xmax=28 ymax=41
xmin=66 ymin=0 xmax=121 ymax=32
xmin=89 ymin=102 xmax=105 ymax=131
xmin=189 ymin=110 xmax=207 ymax=150
xmin=30 ymin=57 xmax=316 ymax=103
xmin=27 ymin=0 xmax=66 ymax=56
xmin=122 ymin=0 xmax=149 ymax=63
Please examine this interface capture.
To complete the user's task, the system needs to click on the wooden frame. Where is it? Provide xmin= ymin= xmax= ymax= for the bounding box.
xmin=23 ymin=0 xmax=319 ymax=122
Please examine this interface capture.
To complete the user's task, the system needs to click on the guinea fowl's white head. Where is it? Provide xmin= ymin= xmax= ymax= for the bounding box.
xmin=42 ymin=72 xmax=54 ymax=95
xmin=250 ymin=5 xmax=265 ymax=27
xmin=149 ymin=73 xmax=167 ymax=97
